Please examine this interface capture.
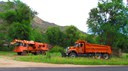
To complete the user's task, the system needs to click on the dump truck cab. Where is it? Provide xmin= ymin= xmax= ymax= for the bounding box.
xmin=65 ymin=40 xmax=86 ymax=57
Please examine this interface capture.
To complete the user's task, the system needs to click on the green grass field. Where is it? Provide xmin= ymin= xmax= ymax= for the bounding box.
xmin=0 ymin=51 xmax=128 ymax=65
xmin=0 ymin=51 xmax=16 ymax=56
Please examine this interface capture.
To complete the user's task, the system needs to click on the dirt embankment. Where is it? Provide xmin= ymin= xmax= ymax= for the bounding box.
xmin=0 ymin=56 xmax=87 ymax=68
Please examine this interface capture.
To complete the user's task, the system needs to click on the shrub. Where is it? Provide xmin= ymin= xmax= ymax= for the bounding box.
xmin=49 ymin=46 xmax=64 ymax=53
xmin=45 ymin=51 xmax=51 ymax=59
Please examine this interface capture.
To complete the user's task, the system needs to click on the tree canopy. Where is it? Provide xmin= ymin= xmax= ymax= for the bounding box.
xmin=45 ymin=26 xmax=87 ymax=47
xmin=0 ymin=0 xmax=37 ymax=40
xmin=65 ymin=25 xmax=80 ymax=46
xmin=87 ymin=0 xmax=128 ymax=50
xmin=46 ymin=26 xmax=65 ymax=46
xmin=0 ymin=0 xmax=37 ymax=24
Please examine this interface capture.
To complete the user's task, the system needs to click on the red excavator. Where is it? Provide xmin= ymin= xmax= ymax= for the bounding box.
xmin=11 ymin=39 xmax=50 ymax=55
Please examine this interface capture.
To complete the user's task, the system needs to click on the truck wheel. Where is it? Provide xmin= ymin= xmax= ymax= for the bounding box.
xmin=102 ymin=54 xmax=110 ymax=59
xmin=69 ymin=52 xmax=77 ymax=58
xmin=21 ymin=51 xmax=27 ymax=55
xmin=95 ymin=53 xmax=101 ymax=59
xmin=17 ymin=52 xmax=21 ymax=55
xmin=40 ymin=51 xmax=46 ymax=55
xmin=34 ymin=51 xmax=40 ymax=55
xmin=88 ymin=54 xmax=95 ymax=58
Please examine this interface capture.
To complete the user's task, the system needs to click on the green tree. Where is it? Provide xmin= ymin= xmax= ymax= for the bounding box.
xmin=87 ymin=0 xmax=128 ymax=50
xmin=9 ymin=21 xmax=32 ymax=40
xmin=0 ymin=0 xmax=37 ymax=40
xmin=78 ymin=32 xmax=87 ymax=40
xmin=31 ymin=28 xmax=48 ymax=42
xmin=0 ymin=0 xmax=36 ymax=24
xmin=85 ymin=34 xmax=100 ymax=44
xmin=0 ymin=23 xmax=13 ymax=51
xmin=46 ymin=26 xmax=65 ymax=46
xmin=64 ymin=26 xmax=80 ymax=46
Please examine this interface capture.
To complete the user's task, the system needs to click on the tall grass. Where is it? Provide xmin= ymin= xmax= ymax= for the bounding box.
xmin=1 ymin=51 xmax=128 ymax=65
xmin=14 ymin=52 xmax=128 ymax=65
xmin=0 ymin=51 xmax=16 ymax=56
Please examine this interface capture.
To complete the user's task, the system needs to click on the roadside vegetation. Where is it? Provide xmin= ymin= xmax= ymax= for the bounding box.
xmin=0 ymin=51 xmax=128 ymax=65
xmin=0 ymin=51 xmax=16 ymax=56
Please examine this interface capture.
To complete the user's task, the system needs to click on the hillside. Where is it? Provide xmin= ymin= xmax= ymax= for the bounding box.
xmin=0 ymin=15 xmax=84 ymax=34
xmin=32 ymin=16 xmax=86 ymax=34
xmin=32 ymin=16 xmax=67 ymax=33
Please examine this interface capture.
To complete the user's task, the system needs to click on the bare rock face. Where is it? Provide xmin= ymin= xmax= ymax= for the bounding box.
xmin=32 ymin=16 xmax=66 ymax=33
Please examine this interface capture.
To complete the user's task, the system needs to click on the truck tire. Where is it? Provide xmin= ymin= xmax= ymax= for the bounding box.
xmin=17 ymin=52 xmax=21 ymax=55
xmin=40 ymin=51 xmax=46 ymax=55
xmin=88 ymin=53 xmax=95 ymax=58
xmin=34 ymin=51 xmax=40 ymax=55
xmin=69 ymin=52 xmax=77 ymax=57
xmin=102 ymin=54 xmax=110 ymax=59
xmin=21 ymin=51 xmax=27 ymax=55
xmin=95 ymin=53 xmax=101 ymax=59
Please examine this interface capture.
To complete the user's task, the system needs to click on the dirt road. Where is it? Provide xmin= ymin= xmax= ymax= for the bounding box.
xmin=0 ymin=56 xmax=86 ymax=68
xmin=0 ymin=56 xmax=124 ymax=68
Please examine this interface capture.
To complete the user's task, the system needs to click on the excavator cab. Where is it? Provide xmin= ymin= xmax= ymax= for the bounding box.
xmin=15 ymin=42 xmax=23 ymax=46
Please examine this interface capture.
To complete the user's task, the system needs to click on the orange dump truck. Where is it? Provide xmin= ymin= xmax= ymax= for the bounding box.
xmin=62 ymin=40 xmax=112 ymax=59
xmin=11 ymin=39 xmax=49 ymax=55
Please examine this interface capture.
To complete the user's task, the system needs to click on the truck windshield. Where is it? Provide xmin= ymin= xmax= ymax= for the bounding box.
xmin=16 ymin=42 xmax=23 ymax=46
xmin=74 ymin=43 xmax=79 ymax=47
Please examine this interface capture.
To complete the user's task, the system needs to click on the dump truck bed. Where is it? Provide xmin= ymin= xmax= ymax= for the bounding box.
xmin=85 ymin=43 xmax=112 ymax=54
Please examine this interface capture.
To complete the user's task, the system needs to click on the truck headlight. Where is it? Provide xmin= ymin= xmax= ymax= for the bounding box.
xmin=66 ymin=47 xmax=69 ymax=52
